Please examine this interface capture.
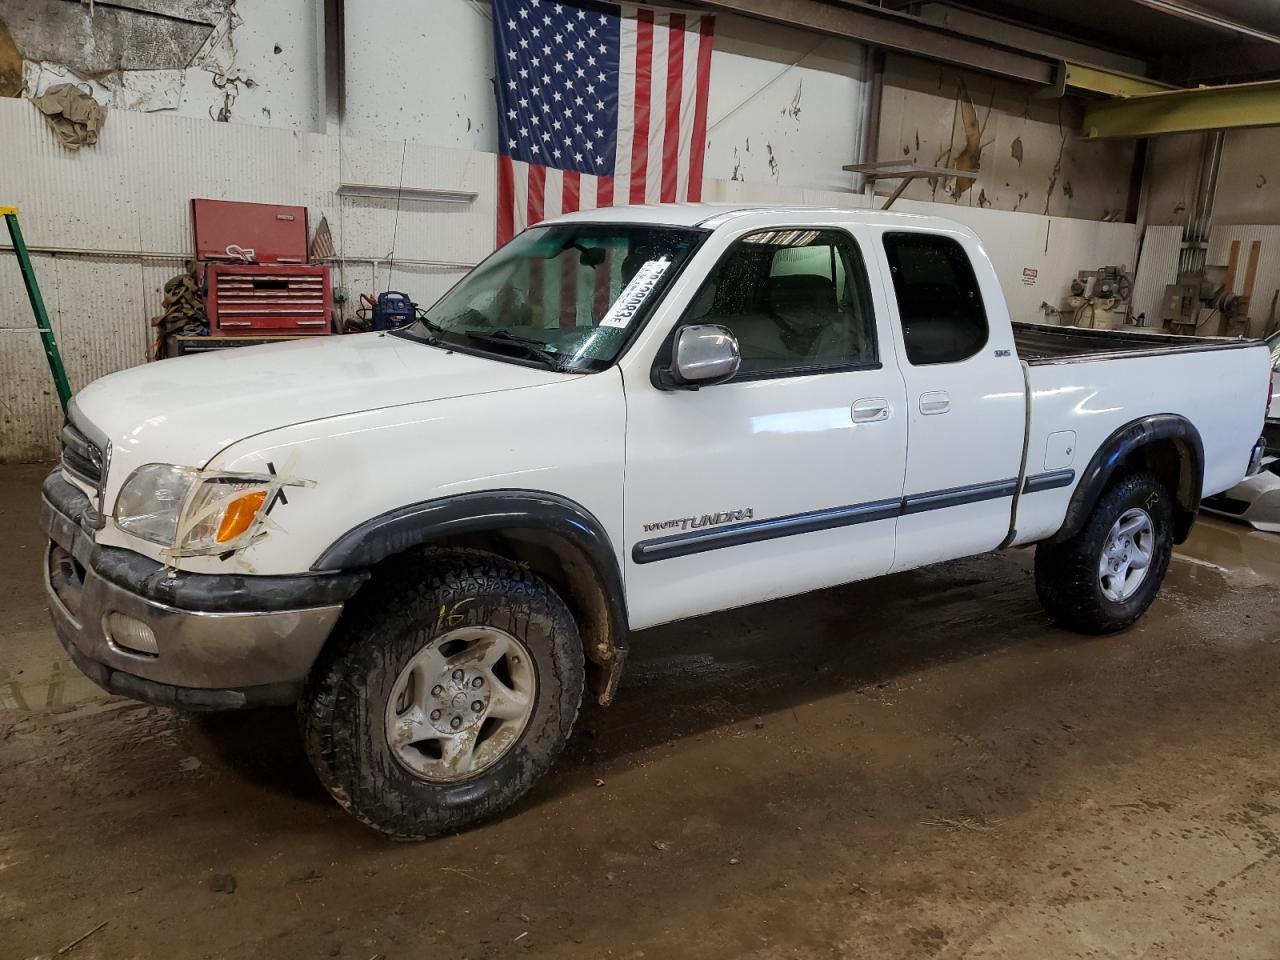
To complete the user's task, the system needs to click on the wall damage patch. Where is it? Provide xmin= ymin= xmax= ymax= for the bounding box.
xmin=0 ymin=0 xmax=228 ymax=74
xmin=0 ymin=15 xmax=21 ymax=96
xmin=948 ymin=80 xmax=984 ymax=200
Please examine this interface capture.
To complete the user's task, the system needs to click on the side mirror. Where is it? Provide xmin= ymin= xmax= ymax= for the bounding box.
xmin=657 ymin=324 xmax=741 ymax=390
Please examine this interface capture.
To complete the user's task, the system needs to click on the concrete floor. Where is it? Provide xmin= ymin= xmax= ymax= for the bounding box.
xmin=4 ymin=461 xmax=1280 ymax=959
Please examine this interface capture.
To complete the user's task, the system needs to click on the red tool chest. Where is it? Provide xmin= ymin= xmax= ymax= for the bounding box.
xmin=192 ymin=199 xmax=332 ymax=336
xmin=192 ymin=199 xmax=309 ymax=265
xmin=205 ymin=264 xmax=332 ymax=334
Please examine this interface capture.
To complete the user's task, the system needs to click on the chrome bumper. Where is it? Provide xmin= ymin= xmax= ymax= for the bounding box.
xmin=40 ymin=472 xmax=361 ymax=709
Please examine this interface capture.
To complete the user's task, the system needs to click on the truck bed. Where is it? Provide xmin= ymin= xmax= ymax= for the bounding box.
xmin=1013 ymin=321 xmax=1255 ymax=364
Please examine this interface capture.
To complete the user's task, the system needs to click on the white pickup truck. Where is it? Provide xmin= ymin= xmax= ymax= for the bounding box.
xmin=41 ymin=205 xmax=1270 ymax=838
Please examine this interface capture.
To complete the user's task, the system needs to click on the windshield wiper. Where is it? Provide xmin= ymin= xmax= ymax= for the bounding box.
xmin=414 ymin=315 xmax=446 ymax=343
xmin=392 ymin=314 xmax=444 ymax=345
xmin=460 ymin=328 xmax=565 ymax=371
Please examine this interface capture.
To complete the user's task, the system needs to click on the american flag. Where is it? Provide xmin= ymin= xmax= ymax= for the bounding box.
xmin=493 ymin=0 xmax=715 ymax=245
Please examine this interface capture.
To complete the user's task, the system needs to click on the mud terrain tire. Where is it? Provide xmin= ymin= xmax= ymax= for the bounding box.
xmin=1034 ymin=471 xmax=1174 ymax=635
xmin=300 ymin=548 xmax=584 ymax=839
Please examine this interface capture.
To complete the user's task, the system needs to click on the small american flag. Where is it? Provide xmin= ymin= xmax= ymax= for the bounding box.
xmin=493 ymin=0 xmax=715 ymax=245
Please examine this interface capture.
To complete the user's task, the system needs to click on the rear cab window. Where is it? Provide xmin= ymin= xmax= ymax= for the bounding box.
xmin=882 ymin=232 xmax=988 ymax=365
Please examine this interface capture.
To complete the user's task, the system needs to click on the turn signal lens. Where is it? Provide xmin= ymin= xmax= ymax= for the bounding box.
xmin=216 ymin=490 xmax=268 ymax=543
xmin=176 ymin=478 xmax=274 ymax=554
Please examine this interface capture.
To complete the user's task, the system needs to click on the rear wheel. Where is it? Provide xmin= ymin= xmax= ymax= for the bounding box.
xmin=1034 ymin=471 xmax=1174 ymax=634
xmin=300 ymin=549 xmax=584 ymax=839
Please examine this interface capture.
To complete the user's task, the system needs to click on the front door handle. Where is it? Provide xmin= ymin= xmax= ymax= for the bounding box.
xmin=919 ymin=391 xmax=951 ymax=415
xmin=852 ymin=397 xmax=890 ymax=423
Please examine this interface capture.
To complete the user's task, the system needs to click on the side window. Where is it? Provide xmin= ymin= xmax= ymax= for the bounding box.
xmin=882 ymin=232 xmax=988 ymax=366
xmin=680 ymin=228 xmax=878 ymax=377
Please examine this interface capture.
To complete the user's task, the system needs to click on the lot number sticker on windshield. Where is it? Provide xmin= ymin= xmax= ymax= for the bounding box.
xmin=600 ymin=258 xmax=671 ymax=328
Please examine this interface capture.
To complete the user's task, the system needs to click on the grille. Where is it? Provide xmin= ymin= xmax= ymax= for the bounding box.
xmin=60 ymin=422 xmax=104 ymax=489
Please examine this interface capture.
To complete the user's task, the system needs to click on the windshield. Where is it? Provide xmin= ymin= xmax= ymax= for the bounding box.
xmin=398 ymin=223 xmax=704 ymax=372
xmin=1268 ymin=328 xmax=1280 ymax=369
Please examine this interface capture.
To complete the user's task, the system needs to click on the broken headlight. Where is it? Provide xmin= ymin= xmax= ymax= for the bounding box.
xmin=114 ymin=464 xmax=275 ymax=555
xmin=113 ymin=464 xmax=198 ymax=545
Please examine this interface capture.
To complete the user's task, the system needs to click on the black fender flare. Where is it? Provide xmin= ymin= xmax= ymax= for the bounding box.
xmin=313 ymin=489 xmax=629 ymax=700
xmin=1050 ymin=414 xmax=1204 ymax=545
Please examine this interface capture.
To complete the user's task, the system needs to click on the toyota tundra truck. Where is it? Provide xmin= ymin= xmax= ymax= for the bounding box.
xmin=40 ymin=205 xmax=1271 ymax=838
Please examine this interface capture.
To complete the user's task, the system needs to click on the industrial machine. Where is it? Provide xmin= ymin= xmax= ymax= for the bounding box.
xmin=1042 ymin=264 xmax=1134 ymax=328
xmin=1159 ymin=265 xmax=1249 ymax=337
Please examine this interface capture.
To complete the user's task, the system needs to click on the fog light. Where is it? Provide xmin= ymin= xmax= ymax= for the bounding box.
xmin=106 ymin=612 xmax=159 ymax=657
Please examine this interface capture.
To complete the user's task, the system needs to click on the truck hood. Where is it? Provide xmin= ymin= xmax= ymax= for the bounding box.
xmin=73 ymin=332 xmax=574 ymax=470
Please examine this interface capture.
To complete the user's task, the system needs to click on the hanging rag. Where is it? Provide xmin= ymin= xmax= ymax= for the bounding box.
xmin=31 ymin=83 xmax=106 ymax=149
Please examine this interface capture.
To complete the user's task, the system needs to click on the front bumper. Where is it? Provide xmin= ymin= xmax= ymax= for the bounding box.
xmin=40 ymin=471 xmax=365 ymax=710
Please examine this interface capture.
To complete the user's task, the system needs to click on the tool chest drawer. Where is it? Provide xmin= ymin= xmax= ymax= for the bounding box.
xmin=206 ymin=264 xmax=331 ymax=335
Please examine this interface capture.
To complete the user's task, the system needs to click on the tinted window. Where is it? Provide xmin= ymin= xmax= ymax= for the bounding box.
xmin=883 ymin=232 xmax=988 ymax=366
xmin=679 ymin=228 xmax=878 ymax=377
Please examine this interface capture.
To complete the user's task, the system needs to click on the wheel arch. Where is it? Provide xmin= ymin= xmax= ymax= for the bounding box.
xmin=1050 ymin=414 xmax=1204 ymax=545
xmin=314 ymin=490 xmax=629 ymax=705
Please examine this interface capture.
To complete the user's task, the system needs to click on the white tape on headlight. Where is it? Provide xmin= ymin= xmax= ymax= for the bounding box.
xmin=114 ymin=463 xmax=314 ymax=557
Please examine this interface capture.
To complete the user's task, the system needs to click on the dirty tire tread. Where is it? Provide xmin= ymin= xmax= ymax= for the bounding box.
xmin=299 ymin=548 xmax=584 ymax=840
xmin=1034 ymin=471 xmax=1174 ymax=635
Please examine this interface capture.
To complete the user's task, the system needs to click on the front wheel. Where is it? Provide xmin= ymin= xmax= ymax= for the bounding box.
xmin=1034 ymin=471 xmax=1174 ymax=634
xmin=300 ymin=549 xmax=585 ymax=839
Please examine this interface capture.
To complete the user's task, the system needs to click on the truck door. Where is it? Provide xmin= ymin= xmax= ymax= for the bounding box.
xmin=879 ymin=229 xmax=1027 ymax=572
xmin=621 ymin=226 xmax=909 ymax=631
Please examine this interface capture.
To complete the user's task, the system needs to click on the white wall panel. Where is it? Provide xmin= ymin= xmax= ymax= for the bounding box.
xmin=1131 ymin=225 xmax=1183 ymax=330
xmin=343 ymin=0 xmax=498 ymax=151
xmin=703 ymin=16 xmax=866 ymax=193
xmin=887 ymin=200 xmax=1137 ymax=324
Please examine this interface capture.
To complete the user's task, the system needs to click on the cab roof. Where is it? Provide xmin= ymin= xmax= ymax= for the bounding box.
xmin=543 ymin=202 xmax=968 ymax=233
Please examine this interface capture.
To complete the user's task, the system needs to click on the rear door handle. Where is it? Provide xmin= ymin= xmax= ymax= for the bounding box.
xmin=919 ymin=391 xmax=950 ymax=415
xmin=852 ymin=398 xmax=890 ymax=423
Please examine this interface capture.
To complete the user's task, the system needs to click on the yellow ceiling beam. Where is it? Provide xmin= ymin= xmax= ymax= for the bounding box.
xmin=1061 ymin=63 xmax=1171 ymax=98
xmin=1082 ymin=79 xmax=1280 ymax=139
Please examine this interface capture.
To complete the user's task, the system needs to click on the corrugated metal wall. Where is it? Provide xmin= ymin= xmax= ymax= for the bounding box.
xmin=0 ymin=98 xmax=495 ymax=460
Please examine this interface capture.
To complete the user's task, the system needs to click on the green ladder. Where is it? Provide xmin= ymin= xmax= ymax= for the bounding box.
xmin=3 ymin=205 xmax=72 ymax=414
